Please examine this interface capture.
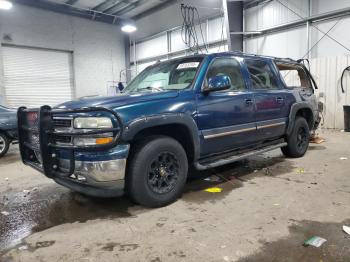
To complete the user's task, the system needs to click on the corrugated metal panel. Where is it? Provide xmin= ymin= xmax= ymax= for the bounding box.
xmin=312 ymin=0 xmax=350 ymax=15
xmin=244 ymin=26 xmax=307 ymax=60
xmin=135 ymin=34 xmax=168 ymax=61
xmin=244 ymin=0 xmax=308 ymax=31
xmin=170 ymin=29 xmax=188 ymax=53
xmin=310 ymin=56 xmax=350 ymax=129
xmin=2 ymin=46 xmax=74 ymax=108
xmin=208 ymin=17 xmax=227 ymax=43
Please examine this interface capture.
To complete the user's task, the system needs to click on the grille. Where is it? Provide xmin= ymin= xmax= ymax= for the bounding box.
xmin=54 ymin=135 xmax=72 ymax=144
xmin=28 ymin=132 xmax=40 ymax=146
xmin=53 ymin=118 xmax=72 ymax=128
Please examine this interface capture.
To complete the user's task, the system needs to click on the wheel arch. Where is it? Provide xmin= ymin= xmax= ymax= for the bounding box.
xmin=122 ymin=114 xmax=200 ymax=163
xmin=287 ymin=103 xmax=315 ymax=135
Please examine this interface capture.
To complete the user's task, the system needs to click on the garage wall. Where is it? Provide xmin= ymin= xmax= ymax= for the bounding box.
xmin=309 ymin=56 xmax=350 ymax=130
xmin=126 ymin=0 xmax=227 ymax=78
xmin=244 ymin=0 xmax=350 ymax=129
xmin=244 ymin=0 xmax=350 ymax=59
xmin=0 ymin=3 xmax=126 ymax=106
xmin=134 ymin=0 xmax=223 ymax=40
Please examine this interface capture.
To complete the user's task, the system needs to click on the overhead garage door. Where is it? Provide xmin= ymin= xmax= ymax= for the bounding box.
xmin=2 ymin=45 xmax=74 ymax=108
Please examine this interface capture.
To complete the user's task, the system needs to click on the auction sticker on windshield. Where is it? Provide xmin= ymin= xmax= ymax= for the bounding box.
xmin=177 ymin=62 xmax=200 ymax=70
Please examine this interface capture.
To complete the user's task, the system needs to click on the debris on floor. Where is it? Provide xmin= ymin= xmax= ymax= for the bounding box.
xmin=303 ymin=236 xmax=327 ymax=247
xmin=1 ymin=211 xmax=10 ymax=216
xmin=310 ymin=136 xmax=325 ymax=144
xmin=343 ymin=225 xmax=350 ymax=235
xmin=339 ymin=157 xmax=348 ymax=160
xmin=296 ymin=168 xmax=305 ymax=174
xmin=204 ymin=187 xmax=223 ymax=193
xmin=18 ymin=245 xmax=28 ymax=251
xmin=204 ymin=175 xmax=222 ymax=182
xmin=263 ymin=167 xmax=272 ymax=176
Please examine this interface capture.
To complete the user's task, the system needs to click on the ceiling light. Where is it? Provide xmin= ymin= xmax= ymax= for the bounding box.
xmin=121 ymin=24 xmax=137 ymax=33
xmin=0 ymin=0 xmax=12 ymax=10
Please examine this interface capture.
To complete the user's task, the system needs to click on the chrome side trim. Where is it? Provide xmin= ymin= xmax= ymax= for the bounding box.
xmin=257 ymin=122 xmax=285 ymax=129
xmin=204 ymin=126 xmax=256 ymax=139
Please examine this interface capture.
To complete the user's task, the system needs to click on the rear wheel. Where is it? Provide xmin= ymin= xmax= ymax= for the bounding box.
xmin=281 ymin=117 xmax=310 ymax=158
xmin=0 ymin=133 xmax=10 ymax=158
xmin=127 ymin=136 xmax=188 ymax=207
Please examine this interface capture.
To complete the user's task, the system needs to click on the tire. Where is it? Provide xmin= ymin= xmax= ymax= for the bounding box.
xmin=0 ymin=133 xmax=10 ymax=158
xmin=127 ymin=136 xmax=188 ymax=207
xmin=281 ymin=117 xmax=310 ymax=158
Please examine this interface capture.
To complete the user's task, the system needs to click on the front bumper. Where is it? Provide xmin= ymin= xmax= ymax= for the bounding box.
xmin=17 ymin=106 xmax=127 ymax=198
xmin=56 ymin=145 xmax=130 ymax=197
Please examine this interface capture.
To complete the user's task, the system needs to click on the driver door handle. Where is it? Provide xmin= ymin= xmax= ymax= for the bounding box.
xmin=245 ymin=98 xmax=253 ymax=106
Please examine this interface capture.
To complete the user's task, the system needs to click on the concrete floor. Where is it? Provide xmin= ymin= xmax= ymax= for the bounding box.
xmin=0 ymin=129 xmax=349 ymax=262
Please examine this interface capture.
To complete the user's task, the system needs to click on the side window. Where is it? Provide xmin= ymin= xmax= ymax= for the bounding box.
xmin=245 ymin=59 xmax=278 ymax=89
xmin=276 ymin=63 xmax=312 ymax=90
xmin=206 ymin=58 xmax=245 ymax=91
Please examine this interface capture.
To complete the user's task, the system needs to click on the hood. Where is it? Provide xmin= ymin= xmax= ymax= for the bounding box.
xmin=56 ymin=91 xmax=179 ymax=110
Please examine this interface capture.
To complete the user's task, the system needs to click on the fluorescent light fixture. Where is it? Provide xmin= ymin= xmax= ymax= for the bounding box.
xmin=0 ymin=0 xmax=12 ymax=10
xmin=121 ymin=24 xmax=137 ymax=33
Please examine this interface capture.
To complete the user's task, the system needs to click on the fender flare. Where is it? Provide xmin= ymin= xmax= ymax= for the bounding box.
xmin=287 ymin=102 xmax=315 ymax=135
xmin=122 ymin=113 xmax=200 ymax=161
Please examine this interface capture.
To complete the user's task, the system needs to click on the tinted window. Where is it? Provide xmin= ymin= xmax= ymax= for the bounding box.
xmin=206 ymin=58 xmax=245 ymax=91
xmin=245 ymin=59 xmax=278 ymax=89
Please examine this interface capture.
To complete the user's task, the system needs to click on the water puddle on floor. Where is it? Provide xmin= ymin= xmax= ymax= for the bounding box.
xmin=237 ymin=219 xmax=350 ymax=262
xmin=0 ymin=185 xmax=135 ymax=253
xmin=0 ymin=153 xmax=295 ymax=254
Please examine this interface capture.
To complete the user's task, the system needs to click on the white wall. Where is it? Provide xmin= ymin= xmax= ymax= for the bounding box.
xmin=134 ymin=0 xmax=223 ymax=40
xmin=244 ymin=0 xmax=350 ymax=129
xmin=244 ymin=0 xmax=350 ymax=60
xmin=0 ymin=3 xmax=126 ymax=105
xmin=311 ymin=56 xmax=350 ymax=129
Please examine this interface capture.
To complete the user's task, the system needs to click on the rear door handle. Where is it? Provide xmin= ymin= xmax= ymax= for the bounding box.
xmin=276 ymin=97 xmax=284 ymax=103
xmin=245 ymin=99 xmax=253 ymax=106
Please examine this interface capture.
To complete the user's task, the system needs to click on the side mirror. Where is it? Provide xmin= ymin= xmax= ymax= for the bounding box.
xmin=203 ymin=75 xmax=231 ymax=93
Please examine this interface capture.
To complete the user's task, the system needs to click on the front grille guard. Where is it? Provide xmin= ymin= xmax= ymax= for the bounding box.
xmin=17 ymin=105 xmax=123 ymax=178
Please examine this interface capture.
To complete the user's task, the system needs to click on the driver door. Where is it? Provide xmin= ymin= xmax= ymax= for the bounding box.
xmin=196 ymin=57 xmax=257 ymax=157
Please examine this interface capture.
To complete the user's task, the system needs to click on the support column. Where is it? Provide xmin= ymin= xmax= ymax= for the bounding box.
xmin=223 ymin=0 xmax=243 ymax=51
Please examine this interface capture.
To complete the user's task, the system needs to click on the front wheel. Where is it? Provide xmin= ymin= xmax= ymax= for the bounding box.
xmin=281 ymin=117 xmax=310 ymax=158
xmin=0 ymin=133 xmax=10 ymax=158
xmin=127 ymin=136 xmax=188 ymax=207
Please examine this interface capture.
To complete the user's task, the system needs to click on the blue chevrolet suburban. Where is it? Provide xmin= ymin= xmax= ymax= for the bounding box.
xmin=17 ymin=52 xmax=320 ymax=207
xmin=0 ymin=105 xmax=17 ymax=158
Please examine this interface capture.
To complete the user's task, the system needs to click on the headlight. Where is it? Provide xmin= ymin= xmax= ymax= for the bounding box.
xmin=74 ymin=117 xmax=113 ymax=129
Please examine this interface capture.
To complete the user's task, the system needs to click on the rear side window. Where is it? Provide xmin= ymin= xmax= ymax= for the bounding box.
xmin=245 ymin=59 xmax=278 ymax=89
xmin=276 ymin=62 xmax=312 ymax=89
xmin=206 ymin=58 xmax=246 ymax=91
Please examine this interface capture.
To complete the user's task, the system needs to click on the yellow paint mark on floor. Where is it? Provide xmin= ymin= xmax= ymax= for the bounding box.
xmin=204 ymin=187 xmax=223 ymax=193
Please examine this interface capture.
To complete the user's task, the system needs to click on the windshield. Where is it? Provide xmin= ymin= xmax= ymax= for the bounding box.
xmin=123 ymin=57 xmax=203 ymax=93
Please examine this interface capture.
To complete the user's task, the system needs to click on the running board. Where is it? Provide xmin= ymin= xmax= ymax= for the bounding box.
xmin=194 ymin=142 xmax=287 ymax=171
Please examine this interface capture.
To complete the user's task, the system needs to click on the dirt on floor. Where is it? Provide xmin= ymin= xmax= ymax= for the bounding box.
xmin=0 ymin=129 xmax=349 ymax=262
